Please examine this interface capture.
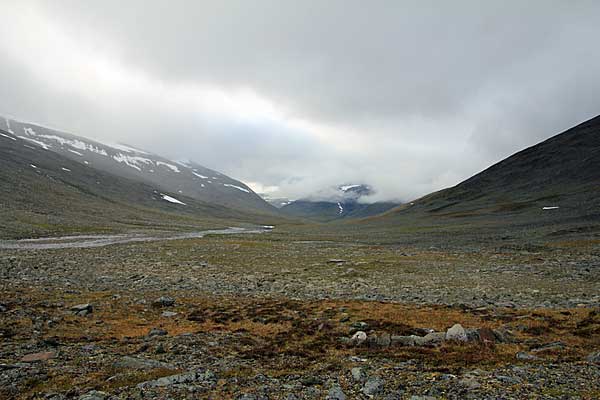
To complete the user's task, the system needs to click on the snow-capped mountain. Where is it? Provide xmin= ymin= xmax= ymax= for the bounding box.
xmin=279 ymin=184 xmax=399 ymax=221
xmin=2 ymin=116 xmax=275 ymax=214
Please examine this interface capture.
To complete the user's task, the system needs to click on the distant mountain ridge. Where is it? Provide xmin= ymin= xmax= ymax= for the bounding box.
xmin=2 ymin=116 xmax=275 ymax=214
xmin=280 ymin=184 xmax=399 ymax=221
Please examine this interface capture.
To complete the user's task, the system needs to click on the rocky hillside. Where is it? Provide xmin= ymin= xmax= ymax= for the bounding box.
xmin=375 ymin=115 xmax=600 ymax=227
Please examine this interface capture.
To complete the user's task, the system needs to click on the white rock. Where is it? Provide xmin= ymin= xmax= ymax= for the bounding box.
xmin=351 ymin=331 xmax=367 ymax=346
xmin=446 ymin=323 xmax=468 ymax=342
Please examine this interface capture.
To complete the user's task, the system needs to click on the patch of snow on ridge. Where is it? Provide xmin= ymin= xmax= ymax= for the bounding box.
xmin=61 ymin=167 xmax=71 ymax=172
xmin=192 ymin=171 xmax=209 ymax=179
xmin=23 ymin=127 xmax=37 ymax=136
xmin=18 ymin=136 xmax=51 ymax=149
xmin=542 ymin=206 xmax=559 ymax=210
xmin=160 ymin=194 xmax=186 ymax=205
xmin=68 ymin=149 xmax=83 ymax=156
xmin=112 ymin=153 xmax=153 ymax=171
xmin=34 ymin=134 xmax=108 ymax=156
xmin=0 ymin=132 xmax=16 ymax=141
xmin=337 ymin=202 xmax=344 ymax=214
xmin=156 ymin=161 xmax=180 ymax=173
xmin=223 ymin=184 xmax=250 ymax=193
xmin=340 ymin=184 xmax=361 ymax=191
xmin=5 ymin=118 xmax=14 ymax=133
xmin=30 ymin=164 xmax=37 ymax=169
xmin=109 ymin=143 xmax=149 ymax=154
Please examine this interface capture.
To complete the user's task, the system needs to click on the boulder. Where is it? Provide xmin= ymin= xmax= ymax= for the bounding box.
xmin=351 ymin=331 xmax=367 ymax=346
xmin=362 ymin=376 xmax=384 ymax=396
xmin=326 ymin=385 xmax=347 ymax=400
xmin=446 ymin=324 xmax=468 ymax=342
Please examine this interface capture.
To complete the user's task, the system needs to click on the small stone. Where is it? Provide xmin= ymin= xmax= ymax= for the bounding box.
xmin=339 ymin=313 xmax=350 ymax=322
xmin=422 ymin=332 xmax=446 ymax=345
xmin=465 ymin=328 xmax=480 ymax=342
xmin=362 ymin=376 xmax=384 ymax=396
xmin=516 ymin=351 xmax=539 ymax=361
xmin=376 ymin=332 xmax=391 ymax=347
xmin=21 ymin=351 xmax=55 ymax=362
xmin=459 ymin=377 xmax=481 ymax=390
xmin=492 ymin=329 xmax=514 ymax=343
xmin=446 ymin=324 xmax=468 ymax=342
xmin=152 ymin=296 xmax=175 ymax=307
xmin=301 ymin=375 xmax=323 ymax=386
xmin=79 ymin=391 xmax=108 ymax=400
xmin=327 ymin=259 xmax=347 ymax=264
xmin=161 ymin=311 xmax=178 ymax=318
xmin=531 ymin=341 xmax=565 ymax=353
xmin=351 ymin=331 xmax=367 ymax=346
xmin=586 ymin=351 xmax=600 ymax=364
xmin=351 ymin=367 xmax=366 ymax=382
xmin=391 ymin=335 xmax=414 ymax=346
xmin=326 ymin=385 xmax=347 ymax=400
xmin=496 ymin=375 xmax=522 ymax=385
xmin=70 ymin=303 xmax=92 ymax=316
xmin=148 ymin=327 xmax=168 ymax=337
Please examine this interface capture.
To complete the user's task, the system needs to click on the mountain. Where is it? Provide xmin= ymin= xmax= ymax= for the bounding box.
xmin=361 ymin=115 xmax=600 ymax=242
xmin=280 ymin=184 xmax=399 ymax=221
xmin=0 ymin=118 xmax=280 ymax=239
xmin=2 ymin=117 xmax=275 ymax=214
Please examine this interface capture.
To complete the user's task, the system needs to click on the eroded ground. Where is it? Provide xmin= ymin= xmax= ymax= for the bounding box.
xmin=1 ymin=232 xmax=599 ymax=399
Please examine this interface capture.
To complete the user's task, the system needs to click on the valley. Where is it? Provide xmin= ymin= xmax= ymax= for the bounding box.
xmin=1 ymin=115 xmax=599 ymax=399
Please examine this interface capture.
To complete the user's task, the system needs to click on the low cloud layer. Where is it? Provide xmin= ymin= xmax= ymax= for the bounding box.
xmin=1 ymin=1 xmax=599 ymax=202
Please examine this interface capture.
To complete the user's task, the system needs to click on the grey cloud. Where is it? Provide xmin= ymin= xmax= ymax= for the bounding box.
xmin=1 ymin=1 xmax=599 ymax=202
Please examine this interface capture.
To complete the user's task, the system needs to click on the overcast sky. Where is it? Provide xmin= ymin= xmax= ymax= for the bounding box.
xmin=1 ymin=1 xmax=599 ymax=202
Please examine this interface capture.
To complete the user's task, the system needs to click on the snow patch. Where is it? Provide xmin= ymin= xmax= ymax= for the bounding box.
xmin=35 ymin=134 xmax=108 ymax=156
xmin=223 ymin=183 xmax=250 ymax=193
xmin=340 ymin=184 xmax=361 ymax=191
xmin=156 ymin=161 xmax=180 ymax=173
xmin=18 ymin=136 xmax=51 ymax=149
xmin=192 ymin=171 xmax=209 ymax=179
xmin=23 ymin=127 xmax=37 ymax=136
xmin=109 ymin=143 xmax=149 ymax=154
xmin=30 ymin=164 xmax=38 ymax=169
xmin=337 ymin=202 xmax=344 ymax=214
xmin=112 ymin=153 xmax=153 ymax=171
xmin=5 ymin=118 xmax=14 ymax=133
xmin=542 ymin=206 xmax=560 ymax=210
xmin=61 ymin=167 xmax=71 ymax=172
xmin=0 ymin=132 xmax=16 ymax=141
xmin=160 ymin=194 xmax=186 ymax=205
xmin=68 ymin=149 xmax=83 ymax=156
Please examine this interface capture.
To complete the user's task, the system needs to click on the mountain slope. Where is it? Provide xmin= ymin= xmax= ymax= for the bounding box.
xmin=0 ymin=126 xmax=277 ymax=239
xmin=2 ymin=117 xmax=276 ymax=214
xmin=353 ymin=115 xmax=600 ymax=244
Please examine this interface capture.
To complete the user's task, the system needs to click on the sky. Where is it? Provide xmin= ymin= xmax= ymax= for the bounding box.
xmin=1 ymin=1 xmax=599 ymax=202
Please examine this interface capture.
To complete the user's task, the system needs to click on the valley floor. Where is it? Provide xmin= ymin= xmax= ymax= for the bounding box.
xmin=1 ymin=230 xmax=599 ymax=399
